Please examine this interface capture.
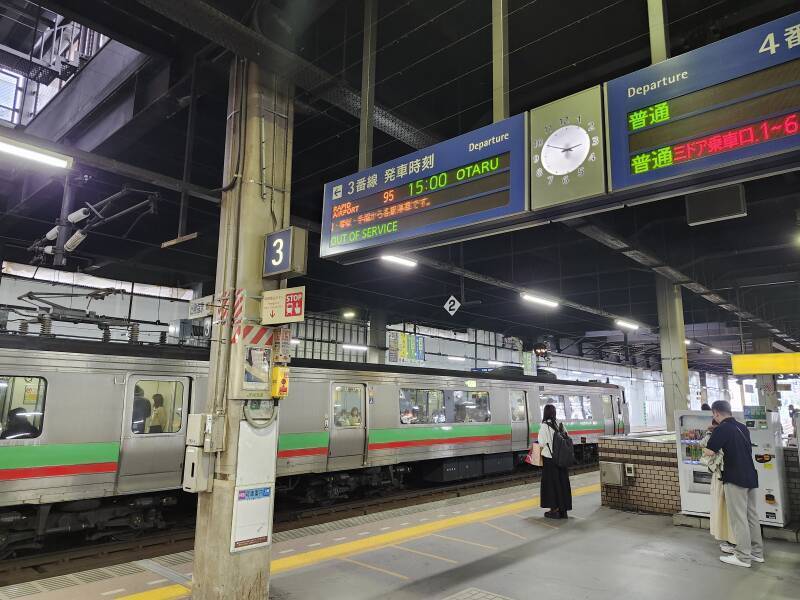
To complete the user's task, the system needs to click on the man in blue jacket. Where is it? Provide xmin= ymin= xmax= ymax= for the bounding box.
xmin=704 ymin=400 xmax=763 ymax=567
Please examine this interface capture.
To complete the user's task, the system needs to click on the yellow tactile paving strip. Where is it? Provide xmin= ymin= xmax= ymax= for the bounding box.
xmin=115 ymin=483 xmax=599 ymax=599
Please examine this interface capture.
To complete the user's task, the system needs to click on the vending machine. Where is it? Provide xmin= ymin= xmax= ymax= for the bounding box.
xmin=742 ymin=406 xmax=790 ymax=527
xmin=675 ymin=408 xmax=790 ymax=527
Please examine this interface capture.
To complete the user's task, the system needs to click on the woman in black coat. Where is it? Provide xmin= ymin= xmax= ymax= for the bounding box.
xmin=539 ymin=404 xmax=573 ymax=519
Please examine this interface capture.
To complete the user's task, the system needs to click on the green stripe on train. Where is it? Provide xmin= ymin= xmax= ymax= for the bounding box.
xmin=369 ymin=424 xmax=511 ymax=443
xmin=529 ymin=421 xmax=604 ymax=433
xmin=0 ymin=442 xmax=120 ymax=469
xmin=278 ymin=431 xmax=329 ymax=450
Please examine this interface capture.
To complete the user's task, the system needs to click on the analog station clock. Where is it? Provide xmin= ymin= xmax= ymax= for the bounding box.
xmin=529 ymin=86 xmax=606 ymax=210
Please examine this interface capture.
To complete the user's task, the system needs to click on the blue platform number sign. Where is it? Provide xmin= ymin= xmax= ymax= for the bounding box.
xmin=606 ymin=10 xmax=800 ymax=191
xmin=263 ymin=228 xmax=293 ymax=278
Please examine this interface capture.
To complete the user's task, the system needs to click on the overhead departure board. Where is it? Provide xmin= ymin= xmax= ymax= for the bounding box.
xmin=320 ymin=114 xmax=527 ymax=260
xmin=606 ymin=11 xmax=800 ymax=191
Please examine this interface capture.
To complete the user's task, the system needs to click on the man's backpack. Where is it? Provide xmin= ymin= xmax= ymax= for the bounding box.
xmin=552 ymin=423 xmax=576 ymax=468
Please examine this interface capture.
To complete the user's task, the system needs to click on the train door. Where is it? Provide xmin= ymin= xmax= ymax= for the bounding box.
xmin=328 ymin=382 xmax=366 ymax=470
xmin=616 ymin=391 xmax=630 ymax=434
xmin=117 ymin=375 xmax=190 ymax=493
xmin=509 ymin=390 xmax=528 ymax=449
xmin=602 ymin=393 xmax=624 ymax=435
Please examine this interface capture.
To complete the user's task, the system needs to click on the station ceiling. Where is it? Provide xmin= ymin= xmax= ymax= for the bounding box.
xmin=0 ymin=0 xmax=798 ymax=371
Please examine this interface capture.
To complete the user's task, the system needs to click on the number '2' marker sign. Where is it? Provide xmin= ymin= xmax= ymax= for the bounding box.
xmin=444 ymin=295 xmax=461 ymax=316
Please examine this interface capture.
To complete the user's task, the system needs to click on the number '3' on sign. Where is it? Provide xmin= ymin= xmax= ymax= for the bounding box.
xmin=444 ymin=295 xmax=461 ymax=316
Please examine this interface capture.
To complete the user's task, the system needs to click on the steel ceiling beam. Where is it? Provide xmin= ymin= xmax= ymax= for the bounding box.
xmin=134 ymin=0 xmax=439 ymax=150
xmin=0 ymin=125 xmax=220 ymax=203
xmin=565 ymin=218 xmax=800 ymax=350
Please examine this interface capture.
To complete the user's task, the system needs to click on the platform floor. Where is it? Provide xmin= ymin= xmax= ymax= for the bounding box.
xmin=3 ymin=471 xmax=799 ymax=600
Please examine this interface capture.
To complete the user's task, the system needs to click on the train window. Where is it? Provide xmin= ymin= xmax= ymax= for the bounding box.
xmin=582 ymin=396 xmax=594 ymax=419
xmin=510 ymin=391 xmax=526 ymax=422
xmin=0 ymin=376 xmax=46 ymax=440
xmin=567 ymin=396 xmax=584 ymax=419
xmin=333 ymin=384 xmax=364 ymax=427
xmin=452 ymin=390 xmax=491 ymax=423
xmin=539 ymin=394 xmax=566 ymax=420
xmin=399 ymin=389 xmax=444 ymax=424
xmin=132 ymin=380 xmax=184 ymax=434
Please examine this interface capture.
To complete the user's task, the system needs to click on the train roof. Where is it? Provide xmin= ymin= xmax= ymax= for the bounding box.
xmin=289 ymin=358 xmax=621 ymax=389
xmin=0 ymin=333 xmax=210 ymax=361
xmin=0 ymin=334 xmax=621 ymax=390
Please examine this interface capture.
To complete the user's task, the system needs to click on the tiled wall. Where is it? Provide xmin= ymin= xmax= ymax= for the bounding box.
xmin=599 ymin=437 xmax=681 ymax=515
xmin=600 ymin=438 xmax=800 ymax=518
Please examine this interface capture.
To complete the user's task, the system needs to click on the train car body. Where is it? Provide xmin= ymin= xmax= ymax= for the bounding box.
xmin=0 ymin=335 xmax=627 ymax=552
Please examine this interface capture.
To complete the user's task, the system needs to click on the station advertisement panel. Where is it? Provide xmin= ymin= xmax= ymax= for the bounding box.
xmin=606 ymin=10 xmax=800 ymax=191
xmin=320 ymin=114 xmax=528 ymax=259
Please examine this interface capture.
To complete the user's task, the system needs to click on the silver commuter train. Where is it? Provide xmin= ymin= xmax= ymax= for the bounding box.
xmin=0 ymin=335 xmax=628 ymax=553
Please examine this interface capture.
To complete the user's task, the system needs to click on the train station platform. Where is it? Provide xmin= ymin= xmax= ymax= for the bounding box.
xmin=3 ymin=471 xmax=799 ymax=600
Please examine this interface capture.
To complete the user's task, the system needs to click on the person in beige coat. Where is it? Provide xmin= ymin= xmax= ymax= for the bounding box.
xmin=701 ymin=419 xmax=735 ymax=547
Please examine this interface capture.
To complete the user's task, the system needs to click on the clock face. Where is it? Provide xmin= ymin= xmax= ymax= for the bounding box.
xmin=529 ymin=86 xmax=606 ymax=208
xmin=540 ymin=125 xmax=591 ymax=175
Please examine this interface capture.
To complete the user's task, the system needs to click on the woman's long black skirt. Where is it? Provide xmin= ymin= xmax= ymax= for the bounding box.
xmin=540 ymin=456 xmax=573 ymax=511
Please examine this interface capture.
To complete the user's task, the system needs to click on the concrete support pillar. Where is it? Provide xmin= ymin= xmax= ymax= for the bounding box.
xmin=656 ymin=275 xmax=689 ymax=428
xmin=646 ymin=0 xmax=670 ymax=64
xmin=491 ymin=0 xmax=509 ymax=122
xmin=753 ymin=334 xmax=779 ymax=410
xmin=368 ymin=310 xmax=387 ymax=364
xmin=698 ymin=371 xmax=708 ymax=408
xmin=358 ymin=0 xmax=377 ymax=170
xmin=193 ymin=60 xmax=293 ymax=600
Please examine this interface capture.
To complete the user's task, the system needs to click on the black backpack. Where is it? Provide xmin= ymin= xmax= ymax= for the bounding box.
xmin=552 ymin=423 xmax=576 ymax=468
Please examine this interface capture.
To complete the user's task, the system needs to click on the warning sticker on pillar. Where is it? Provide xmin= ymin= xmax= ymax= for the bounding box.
xmin=213 ymin=289 xmax=232 ymax=325
xmin=261 ymin=286 xmax=306 ymax=325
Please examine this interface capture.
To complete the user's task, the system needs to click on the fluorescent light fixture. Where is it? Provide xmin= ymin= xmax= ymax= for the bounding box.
xmin=342 ymin=344 xmax=368 ymax=352
xmin=520 ymin=292 xmax=559 ymax=308
xmin=380 ymin=254 xmax=417 ymax=268
xmin=342 ymin=310 xmax=356 ymax=319
xmin=684 ymin=339 xmax=691 ymax=345
xmin=448 ymin=356 xmax=466 ymax=362
xmin=290 ymin=339 xmax=301 ymax=345
xmin=615 ymin=319 xmax=639 ymax=330
xmin=710 ymin=348 xmax=724 ymax=355
xmin=488 ymin=360 xmax=503 ymax=367
xmin=0 ymin=138 xmax=72 ymax=169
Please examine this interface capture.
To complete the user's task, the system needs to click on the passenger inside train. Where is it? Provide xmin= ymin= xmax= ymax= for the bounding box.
xmin=0 ymin=407 xmax=39 ymax=440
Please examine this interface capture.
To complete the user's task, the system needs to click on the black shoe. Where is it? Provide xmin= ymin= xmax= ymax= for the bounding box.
xmin=559 ymin=511 xmax=568 ymax=519
xmin=544 ymin=510 xmax=560 ymax=519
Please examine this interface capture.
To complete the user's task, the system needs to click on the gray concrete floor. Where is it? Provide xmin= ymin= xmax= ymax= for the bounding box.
xmin=2 ymin=471 xmax=798 ymax=600
xmin=271 ymin=473 xmax=800 ymax=600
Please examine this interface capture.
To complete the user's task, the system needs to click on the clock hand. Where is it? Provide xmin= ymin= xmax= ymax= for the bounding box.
xmin=546 ymin=144 xmax=569 ymax=151
xmin=560 ymin=143 xmax=583 ymax=153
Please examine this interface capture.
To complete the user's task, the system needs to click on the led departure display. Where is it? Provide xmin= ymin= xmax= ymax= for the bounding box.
xmin=329 ymin=154 xmax=510 ymax=247
xmin=606 ymin=11 xmax=800 ymax=191
xmin=320 ymin=114 xmax=527 ymax=261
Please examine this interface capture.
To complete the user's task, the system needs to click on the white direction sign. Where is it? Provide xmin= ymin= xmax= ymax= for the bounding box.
xmin=261 ymin=286 xmax=306 ymax=325
xmin=444 ymin=295 xmax=461 ymax=316
xmin=188 ymin=294 xmax=214 ymax=319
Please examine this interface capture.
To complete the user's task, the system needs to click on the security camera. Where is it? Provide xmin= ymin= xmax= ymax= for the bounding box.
xmin=45 ymin=225 xmax=59 ymax=241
